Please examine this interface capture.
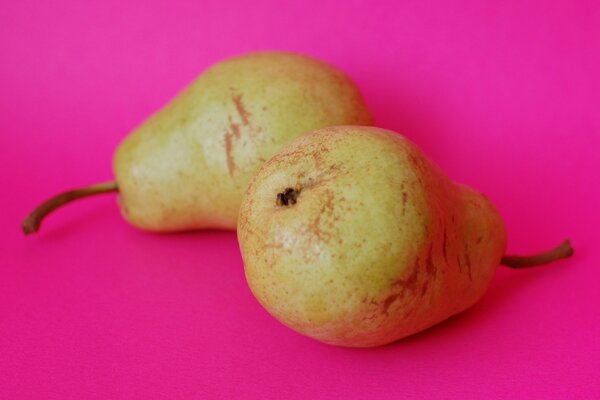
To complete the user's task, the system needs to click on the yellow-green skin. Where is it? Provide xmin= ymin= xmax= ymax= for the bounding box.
xmin=238 ymin=126 xmax=507 ymax=347
xmin=113 ymin=52 xmax=373 ymax=231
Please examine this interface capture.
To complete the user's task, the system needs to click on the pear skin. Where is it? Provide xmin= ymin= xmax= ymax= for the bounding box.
xmin=23 ymin=52 xmax=373 ymax=234
xmin=238 ymin=126 xmax=571 ymax=347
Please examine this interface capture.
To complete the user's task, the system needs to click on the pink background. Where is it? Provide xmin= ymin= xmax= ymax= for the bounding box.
xmin=1 ymin=1 xmax=599 ymax=398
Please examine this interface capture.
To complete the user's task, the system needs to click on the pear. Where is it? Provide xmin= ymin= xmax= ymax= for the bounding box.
xmin=23 ymin=52 xmax=373 ymax=234
xmin=238 ymin=126 xmax=573 ymax=347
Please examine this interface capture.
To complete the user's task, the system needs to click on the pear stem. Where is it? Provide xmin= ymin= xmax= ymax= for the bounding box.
xmin=501 ymin=239 xmax=574 ymax=268
xmin=22 ymin=181 xmax=118 ymax=235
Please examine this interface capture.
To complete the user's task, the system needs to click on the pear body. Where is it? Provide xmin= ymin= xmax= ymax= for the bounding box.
xmin=238 ymin=126 xmax=506 ymax=347
xmin=114 ymin=52 xmax=373 ymax=231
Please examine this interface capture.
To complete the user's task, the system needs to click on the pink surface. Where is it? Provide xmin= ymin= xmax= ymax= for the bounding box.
xmin=1 ymin=1 xmax=599 ymax=398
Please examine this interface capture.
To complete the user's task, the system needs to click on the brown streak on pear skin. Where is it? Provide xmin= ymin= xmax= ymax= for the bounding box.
xmin=306 ymin=189 xmax=337 ymax=242
xmin=378 ymin=259 xmax=421 ymax=315
xmin=224 ymin=119 xmax=241 ymax=175
xmin=232 ymin=94 xmax=252 ymax=126
xmin=442 ymin=229 xmax=449 ymax=265
xmin=391 ymin=259 xmax=420 ymax=292
xmin=425 ymin=243 xmax=437 ymax=276
xmin=381 ymin=294 xmax=400 ymax=316
xmin=465 ymin=253 xmax=473 ymax=281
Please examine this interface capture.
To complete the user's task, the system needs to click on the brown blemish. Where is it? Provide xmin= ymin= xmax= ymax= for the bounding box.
xmin=408 ymin=153 xmax=419 ymax=167
xmin=263 ymin=147 xmax=317 ymax=170
xmin=304 ymin=170 xmax=345 ymax=191
xmin=377 ymin=259 xmax=422 ymax=316
xmin=425 ymin=243 xmax=436 ymax=276
xmin=258 ymin=241 xmax=292 ymax=259
xmin=312 ymin=150 xmax=325 ymax=169
xmin=391 ymin=259 xmax=419 ymax=293
xmin=470 ymin=199 xmax=482 ymax=209
xmin=465 ymin=252 xmax=473 ymax=281
xmin=382 ymin=293 xmax=400 ymax=315
xmin=224 ymin=118 xmax=240 ymax=175
xmin=442 ymin=229 xmax=449 ymax=265
xmin=476 ymin=236 xmax=483 ymax=244
xmin=305 ymin=189 xmax=336 ymax=242
xmin=401 ymin=192 xmax=407 ymax=214
xmin=268 ymin=149 xmax=345 ymax=193
xmin=232 ymin=94 xmax=252 ymax=126
xmin=320 ymin=189 xmax=335 ymax=214
xmin=362 ymin=313 xmax=379 ymax=321
xmin=261 ymin=241 xmax=284 ymax=250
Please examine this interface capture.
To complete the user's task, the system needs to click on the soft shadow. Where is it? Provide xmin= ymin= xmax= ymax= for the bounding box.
xmin=314 ymin=265 xmax=568 ymax=356
xmin=136 ymin=226 xmax=236 ymax=238
xmin=376 ymin=265 xmax=567 ymax=350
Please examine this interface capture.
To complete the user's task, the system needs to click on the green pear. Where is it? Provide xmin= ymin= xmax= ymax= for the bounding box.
xmin=238 ymin=126 xmax=573 ymax=347
xmin=23 ymin=52 xmax=373 ymax=234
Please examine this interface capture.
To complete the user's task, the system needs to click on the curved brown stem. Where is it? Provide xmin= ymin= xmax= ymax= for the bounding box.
xmin=501 ymin=239 xmax=574 ymax=268
xmin=22 ymin=181 xmax=118 ymax=235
